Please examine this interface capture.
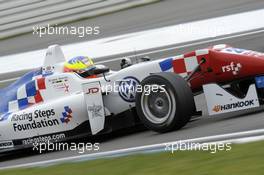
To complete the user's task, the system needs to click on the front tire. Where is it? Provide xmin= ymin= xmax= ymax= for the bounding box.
xmin=136 ymin=72 xmax=195 ymax=133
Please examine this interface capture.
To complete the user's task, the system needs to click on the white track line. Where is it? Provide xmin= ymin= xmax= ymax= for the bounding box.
xmin=1 ymin=29 xmax=264 ymax=86
xmin=96 ymin=29 xmax=264 ymax=64
xmin=1 ymin=8 xmax=264 ymax=73
xmin=1 ymin=128 xmax=264 ymax=170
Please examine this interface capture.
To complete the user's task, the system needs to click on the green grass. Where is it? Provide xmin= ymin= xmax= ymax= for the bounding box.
xmin=1 ymin=141 xmax=264 ymax=175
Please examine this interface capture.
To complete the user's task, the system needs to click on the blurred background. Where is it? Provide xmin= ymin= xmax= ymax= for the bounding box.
xmin=1 ymin=0 xmax=264 ymax=174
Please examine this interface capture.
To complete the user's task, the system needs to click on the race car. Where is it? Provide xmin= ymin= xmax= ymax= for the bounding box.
xmin=1 ymin=44 xmax=264 ymax=151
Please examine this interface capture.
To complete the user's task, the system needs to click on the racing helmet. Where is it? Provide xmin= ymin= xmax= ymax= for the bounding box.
xmin=64 ymin=56 xmax=96 ymax=77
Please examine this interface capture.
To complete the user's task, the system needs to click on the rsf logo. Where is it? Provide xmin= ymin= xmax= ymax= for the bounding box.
xmin=222 ymin=62 xmax=242 ymax=75
xmin=119 ymin=76 xmax=140 ymax=102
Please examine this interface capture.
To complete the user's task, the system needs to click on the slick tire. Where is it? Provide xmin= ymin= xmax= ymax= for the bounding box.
xmin=136 ymin=72 xmax=195 ymax=133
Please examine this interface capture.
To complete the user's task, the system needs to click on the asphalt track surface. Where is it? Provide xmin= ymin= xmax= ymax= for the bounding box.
xmin=1 ymin=0 xmax=264 ymax=168
xmin=1 ymin=0 xmax=264 ymax=56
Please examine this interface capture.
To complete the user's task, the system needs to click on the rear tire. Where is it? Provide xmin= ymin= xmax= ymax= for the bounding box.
xmin=136 ymin=72 xmax=195 ymax=133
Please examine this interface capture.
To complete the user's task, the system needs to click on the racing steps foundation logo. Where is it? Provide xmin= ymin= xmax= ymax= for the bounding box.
xmin=212 ymin=100 xmax=255 ymax=113
xmin=12 ymin=109 xmax=58 ymax=132
xmin=60 ymin=106 xmax=73 ymax=124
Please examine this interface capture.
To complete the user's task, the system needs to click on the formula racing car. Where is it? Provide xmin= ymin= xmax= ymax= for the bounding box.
xmin=1 ymin=44 xmax=264 ymax=151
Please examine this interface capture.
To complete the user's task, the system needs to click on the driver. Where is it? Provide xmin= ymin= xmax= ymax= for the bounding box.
xmin=64 ymin=56 xmax=97 ymax=78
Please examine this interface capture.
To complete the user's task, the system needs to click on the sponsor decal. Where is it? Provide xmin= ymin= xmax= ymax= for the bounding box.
xmin=42 ymin=66 xmax=54 ymax=76
xmin=86 ymin=87 xmax=99 ymax=94
xmin=118 ymin=76 xmax=140 ymax=102
xmin=87 ymin=104 xmax=103 ymax=119
xmin=60 ymin=106 xmax=73 ymax=124
xmin=49 ymin=76 xmax=70 ymax=93
xmin=221 ymin=48 xmax=246 ymax=54
xmin=222 ymin=48 xmax=264 ymax=57
xmin=11 ymin=109 xmax=59 ymax=132
xmin=212 ymin=100 xmax=255 ymax=113
xmin=0 ymin=141 xmax=14 ymax=149
xmin=221 ymin=62 xmax=242 ymax=75
xmin=22 ymin=133 xmax=66 ymax=145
